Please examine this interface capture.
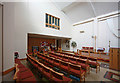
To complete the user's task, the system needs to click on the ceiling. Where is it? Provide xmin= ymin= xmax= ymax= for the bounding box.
xmin=52 ymin=0 xmax=119 ymax=24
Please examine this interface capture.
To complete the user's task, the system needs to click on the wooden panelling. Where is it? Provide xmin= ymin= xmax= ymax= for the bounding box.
xmin=109 ymin=48 xmax=120 ymax=71
xmin=28 ymin=37 xmax=55 ymax=53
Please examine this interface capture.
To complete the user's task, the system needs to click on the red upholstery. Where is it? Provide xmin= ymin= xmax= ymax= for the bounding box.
xmin=54 ymin=60 xmax=60 ymax=67
xmin=63 ymin=76 xmax=72 ymax=81
xmin=69 ymin=60 xmax=76 ymax=64
xmin=18 ymin=68 xmax=29 ymax=72
xmin=60 ymin=62 xmax=69 ymax=72
xmin=69 ymin=57 xmax=76 ymax=64
xmin=82 ymin=47 xmax=85 ymax=49
xmin=69 ymin=64 xmax=85 ymax=77
xmin=90 ymin=47 xmax=93 ymax=49
xmin=48 ymin=59 xmax=53 ymax=64
xmin=62 ymin=58 xmax=69 ymax=62
xmin=38 ymin=55 xmax=43 ymax=59
xmin=51 ymin=71 xmax=63 ymax=80
xmin=20 ymin=76 xmax=36 ymax=82
xmin=26 ymin=54 xmax=73 ymax=82
xmin=17 ymin=71 xmax=34 ymax=80
xmin=17 ymin=64 xmax=25 ymax=68
xmin=61 ymin=65 xmax=68 ymax=71
xmin=38 ymin=66 xmax=43 ymax=72
xmin=88 ymin=57 xmax=97 ymax=61
xmin=43 ymin=71 xmax=51 ymax=79
xmin=88 ymin=61 xmax=98 ymax=66
xmin=80 ymin=56 xmax=88 ymax=59
xmin=77 ymin=59 xmax=86 ymax=64
xmin=42 ymin=56 xmax=46 ymax=60
xmin=86 ymin=47 xmax=89 ymax=49
xmin=51 ymin=78 xmax=63 ymax=83
xmin=33 ymin=63 xmax=38 ymax=68
xmin=37 ymin=63 xmax=43 ymax=72
xmin=44 ymin=62 xmax=53 ymax=68
xmin=42 ymin=66 xmax=51 ymax=79
xmin=70 ymin=69 xmax=85 ymax=77
xmin=77 ymin=63 xmax=89 ymax=70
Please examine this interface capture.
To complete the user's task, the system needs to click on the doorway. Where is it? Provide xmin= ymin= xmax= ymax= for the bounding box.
xmin=56 ymin=39 xmax=61 ymax=50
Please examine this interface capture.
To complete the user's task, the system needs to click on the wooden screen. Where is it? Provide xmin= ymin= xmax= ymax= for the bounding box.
xmin=109 ymin=48 xmax=120 ymax=71
xmin=28 ymin=37 xmax=55 ymax=53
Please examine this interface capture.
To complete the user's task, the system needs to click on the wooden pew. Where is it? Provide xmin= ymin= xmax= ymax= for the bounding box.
xmin=27 ymin=54 xmax=72 ymax=82
xmin=69 ymin=63 xmax=85 ymax=81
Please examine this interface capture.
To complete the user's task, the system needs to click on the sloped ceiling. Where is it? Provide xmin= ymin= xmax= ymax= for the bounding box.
xmin=52 ymin=0 xmax=119 ymax=24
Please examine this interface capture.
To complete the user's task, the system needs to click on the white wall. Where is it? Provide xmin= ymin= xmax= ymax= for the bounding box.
xmin=98 ymin=17 xmax=120 ymax=52
xmin=3 ymin=2 xmax=15 ymax=72
xmin=3 ymin=2 xmax=72 ymax=71
xmin=70 ymin=21 xmax=94 ymax=52
xmin=0 ymin=4 xmax=2 ymax=82
xmin=71 ymin=14 xmax=119 ymax=52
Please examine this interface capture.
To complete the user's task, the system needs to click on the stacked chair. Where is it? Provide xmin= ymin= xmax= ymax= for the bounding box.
xmin=13 ymin=59 xmax=36 ymax=82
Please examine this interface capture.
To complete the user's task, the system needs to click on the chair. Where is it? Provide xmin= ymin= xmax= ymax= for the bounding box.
xmin=48 ymin=57 xmax=54 ymax=64
xmin=62 ymin=56 xmax=69 ymax=62
xmin=69 ymin=57 xmax=77 ymax=64
xmin=42 ymin=65 xmax=51 ymax=80
xmin=87 ymin=57 xmax=100 ymax=73
xmin=53 ymin=59 xmax=60 ymax=68
xmin=69 ymin=63 xmax=85 ymax=81
xmin=60 ymin=61 xmax=69 ymax=72
xmin=50 ymin=69 xmax=72 ymax=82
xmin=80 ymin=56 xmax=88 ymax=60
xmin=37 ymin=62 xmax=43 ymax=73
xmin=76 ymin=59 xmax=90 ymax=74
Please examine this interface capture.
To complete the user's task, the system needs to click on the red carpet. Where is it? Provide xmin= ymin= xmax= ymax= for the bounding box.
xmin=104 ymin=71 xmax=120 ymax=82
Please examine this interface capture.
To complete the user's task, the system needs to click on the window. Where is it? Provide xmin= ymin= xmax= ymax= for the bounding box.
xmin=45 ymin=13 xmax=60 ymax=30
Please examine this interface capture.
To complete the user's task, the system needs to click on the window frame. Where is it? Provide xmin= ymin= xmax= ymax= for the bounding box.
xmin=45 ymin=13 xmax=60 ymax=30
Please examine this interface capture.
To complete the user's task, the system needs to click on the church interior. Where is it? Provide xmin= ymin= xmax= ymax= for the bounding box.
xmin=0 ymin=0 xmax=120 ymax=82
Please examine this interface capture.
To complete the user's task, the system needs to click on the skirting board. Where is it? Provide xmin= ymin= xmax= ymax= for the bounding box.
xmin=2 ymin=58 xmax=27 ymax=75
xmin=2 ymin=67 xmax=15 ymax=75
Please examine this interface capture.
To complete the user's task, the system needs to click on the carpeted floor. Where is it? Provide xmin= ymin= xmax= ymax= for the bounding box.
xmin=3 ymin=70 xmax=15 ymax=82
xmin=104 ymin=71 xmax=120 ymax=82
xmin=21 ymin=60 xmax=119 ymax=82
xmin=2 ymin=59 xmax=119 ymax=82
